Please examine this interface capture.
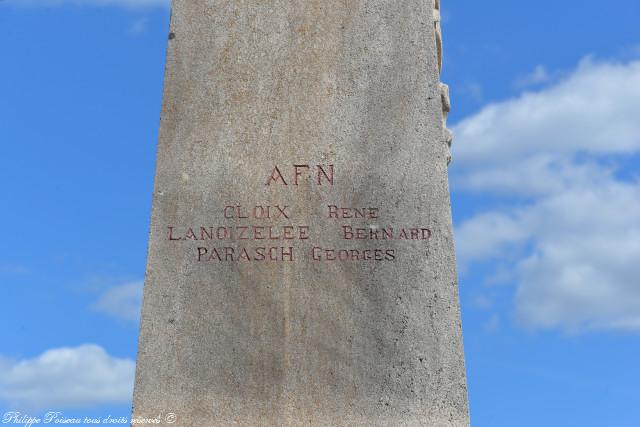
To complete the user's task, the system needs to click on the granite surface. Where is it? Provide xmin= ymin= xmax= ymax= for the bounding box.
xmin=133 ymin=1 xmax=469 ymax=425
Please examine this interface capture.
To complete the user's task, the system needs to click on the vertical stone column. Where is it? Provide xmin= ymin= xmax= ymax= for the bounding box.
xmin=133 ymin=1 xmax=469 ymax=425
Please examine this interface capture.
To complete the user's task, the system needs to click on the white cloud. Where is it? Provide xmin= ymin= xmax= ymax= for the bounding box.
xmin=92 ymin=281 xmax=143 ymax=323
xmin=515 ymin=65 xmax=551 ymax=88
xmin=453 ymin=58 xmax=640 ymax=333
xmin=458 ymin=179 xmax=640 ymax=332
xmin=456 ymin=211 xmax=529 ymax=265
xmin=0 ymin=345 xmax=135 ymax=410
xmin=6 ymin=0 xmax=169 ymax=9
xmin=453 ymin=58 xmax=640 ymax=176
xmin=515 ymin=181 xmax=640 ymax=332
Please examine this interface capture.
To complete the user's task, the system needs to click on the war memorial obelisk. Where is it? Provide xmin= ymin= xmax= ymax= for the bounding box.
xmin=133 ymin=0 xmax=469 ymax=425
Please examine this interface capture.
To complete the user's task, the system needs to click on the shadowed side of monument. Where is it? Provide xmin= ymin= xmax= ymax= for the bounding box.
xmin=133 ymin=0 xmax=469 ymax=425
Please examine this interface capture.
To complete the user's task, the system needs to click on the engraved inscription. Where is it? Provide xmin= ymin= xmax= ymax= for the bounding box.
xmin=265 ymin=164 xmax=334 ymax=186
xmin=165 ymin=165 xmax=432 ymax=263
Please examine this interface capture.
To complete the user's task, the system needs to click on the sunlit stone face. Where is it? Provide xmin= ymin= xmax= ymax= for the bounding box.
xmin=133 ymin=1 xmax=469 ymax=425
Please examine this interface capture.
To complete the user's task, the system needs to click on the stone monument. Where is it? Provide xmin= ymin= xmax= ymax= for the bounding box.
xmin=133 ymin=0 xmax=469 ymax=425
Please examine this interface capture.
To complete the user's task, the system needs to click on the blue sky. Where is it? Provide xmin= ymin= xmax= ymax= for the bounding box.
xmin=1 ymin=1 xmax=639 ymax=425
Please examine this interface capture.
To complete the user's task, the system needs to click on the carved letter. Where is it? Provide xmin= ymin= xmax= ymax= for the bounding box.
xmin=293 ymin=164 xmax=310 ymax=185
xmin=265 ymin=166 xmax=288 ymax=186
xmin=316 ymin=165 xmax=334 ymax=185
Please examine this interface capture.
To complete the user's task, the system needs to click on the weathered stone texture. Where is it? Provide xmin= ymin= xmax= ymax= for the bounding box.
xmin=133 ymin=0 xmax=469 ymax=425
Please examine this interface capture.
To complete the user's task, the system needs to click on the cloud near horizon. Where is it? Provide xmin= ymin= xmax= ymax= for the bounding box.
xmin=452 ymin=58 xmax=640 ymax=333
xmin=0 ymin=345 xmax=135 ymax=410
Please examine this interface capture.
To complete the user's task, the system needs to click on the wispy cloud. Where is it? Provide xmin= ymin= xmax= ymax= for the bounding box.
xmin=453 ymin=58 xmax=640 ymax=333
xmin=514 ymin=65 xmax=552 ymax=88
xmin=128 ymin=17 xmax=149 ymax=35
xmin=456 ymin=82 xmax=484 ymax=103
xmin=0 ymin=345 xmax=134 ymax=410
xmin=92 ymin=281 xmax=143 ymax=323
xmin=483 ymin=314 xmax=501 ymax=333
